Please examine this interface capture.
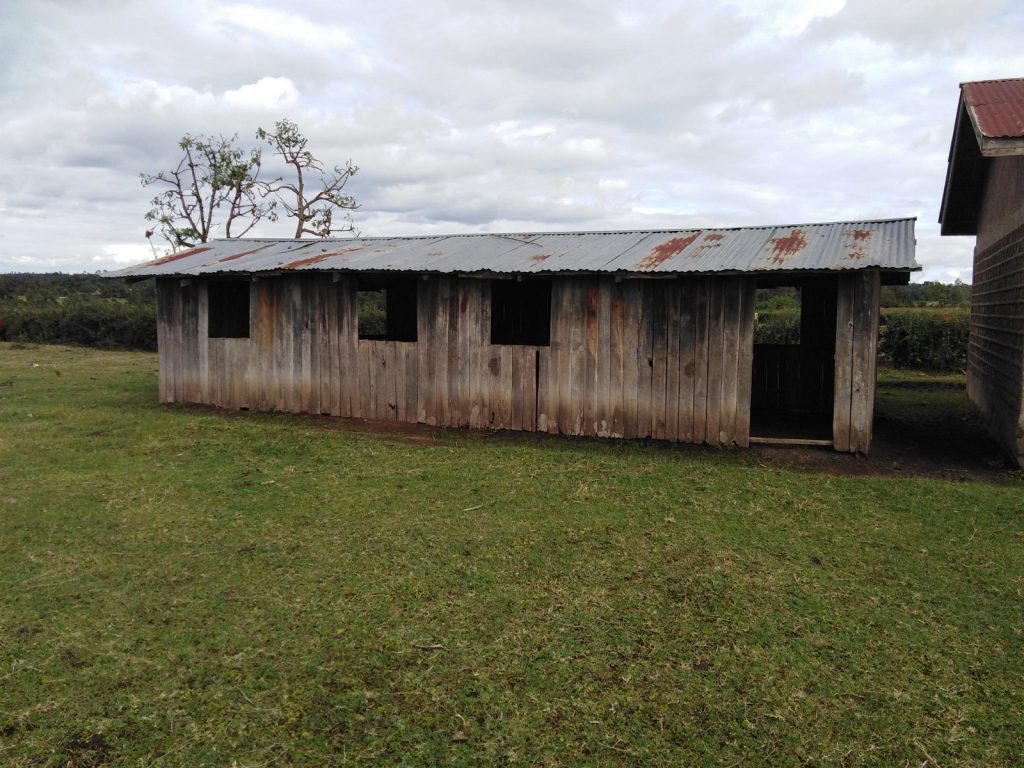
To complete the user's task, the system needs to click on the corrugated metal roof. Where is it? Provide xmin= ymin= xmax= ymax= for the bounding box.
xmin=962 ymin=78 xmax=1024 ymax=139
xmin=111 ymin=218 xmax=918 ymax=278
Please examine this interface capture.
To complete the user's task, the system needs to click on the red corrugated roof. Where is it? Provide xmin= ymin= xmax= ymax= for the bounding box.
xmin=962 ymin=78 xmax=1024 ymax=138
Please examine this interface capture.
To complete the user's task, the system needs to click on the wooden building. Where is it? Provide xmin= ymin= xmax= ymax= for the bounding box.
xmin=940 ymin=78 xmax=1024 ymax=467
xmin=115 ymin=219 xmax=918 ymax=452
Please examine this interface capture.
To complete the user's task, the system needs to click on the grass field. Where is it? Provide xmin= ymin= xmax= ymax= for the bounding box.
xmin=1 ymin=343 xmax=1022 ymax=767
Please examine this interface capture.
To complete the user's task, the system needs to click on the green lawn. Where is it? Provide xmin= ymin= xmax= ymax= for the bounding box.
xmin=1 ymin=343 xmax=1021 ymax=767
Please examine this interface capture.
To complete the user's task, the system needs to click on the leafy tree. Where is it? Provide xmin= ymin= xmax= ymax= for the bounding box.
xmin=140 ymin=133 xmax=273 ymax=251
xmin=257 ymin=119 xmax=359 ymax=237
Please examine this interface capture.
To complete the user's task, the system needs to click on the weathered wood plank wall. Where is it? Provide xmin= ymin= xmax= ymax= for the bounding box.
xmin=832 ymin=271 xmax=880 ymax=454
xmin=154 ymin=272 xmax=842 ymax=448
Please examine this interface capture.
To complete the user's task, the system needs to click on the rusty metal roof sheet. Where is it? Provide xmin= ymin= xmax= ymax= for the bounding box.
xmin=111 ymin=218 xmax=918 ymax=278
xmin=962 ymin=78 xmax=1024 ymax=139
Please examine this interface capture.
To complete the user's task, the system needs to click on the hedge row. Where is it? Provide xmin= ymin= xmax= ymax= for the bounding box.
xmin=878 ymin=307 xmax=969 ymax=371
xmin=0 ymin=301 xmax=157 ymax=351
xmin=755 ymin=307 xmax=969 ymax=371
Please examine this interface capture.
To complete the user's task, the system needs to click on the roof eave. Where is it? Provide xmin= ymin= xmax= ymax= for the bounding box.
xmin=939 ymin=95 xmax=986 ymax=236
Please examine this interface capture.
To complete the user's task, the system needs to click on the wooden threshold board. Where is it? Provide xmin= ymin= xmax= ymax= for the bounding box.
xmin=748 ymin=436 xmax=834 ymax=447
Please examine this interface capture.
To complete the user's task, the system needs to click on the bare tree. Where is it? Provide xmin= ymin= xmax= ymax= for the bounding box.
xmin=257 ymin=119 xmax=359 ymax=237
xmin=141 ymin=133 xmax=273 ymax=251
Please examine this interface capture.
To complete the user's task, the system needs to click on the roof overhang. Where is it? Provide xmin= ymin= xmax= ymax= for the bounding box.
xmin=940 ymin=80 xmax=1024 ymax=236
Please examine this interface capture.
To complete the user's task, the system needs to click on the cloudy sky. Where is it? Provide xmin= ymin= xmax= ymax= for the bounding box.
xmin=1 ymin=0 xmax=1022 ymax=281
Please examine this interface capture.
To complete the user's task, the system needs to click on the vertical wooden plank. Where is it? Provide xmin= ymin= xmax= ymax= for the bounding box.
xmin=552 ymin=281 xmax=569 ymax=433
xmin=595 ymin=278 xmax=613 ymax=438
xmin=271 ymin=280 xmax=286 ymax=411
xmin=181 ymin=283 xmax=194 ymax=402
xmin=372 ymin=340 xmax=383 ymax=420
xmin=298 ymin=277 xmax=312 ymax=413
xmin=307 ymin=278 xmax=320 ymax=415
xmin=230 ymin=339 xmax=248 ymax=409
xmin=316 ymin=279 xmax=330 ymax=413
xmin=357 ymin=340 xmax=370 ymax=419
xmin=370 ymin=340 xmax=381 ymax=420
xmin=651 ymin=283 xmax=669 ymax=440
xmin=509 ymin=345 xmax=522 ymax=430
xmin=525 ymin=347 xmax=538 ymax=432
xmin=253 ymin=281 xmax=268 ymax=411
xmin=222 ymin=338 xmax=235 ymax=409
xmin=434 ymin=278 xmax=451 ymax=426
xmin=705 ymin=279 xmax=725 ymax=445
xmin=467 ymin=281 xmax=484 ymax=429
xmin=446 ymin=280 xmax=460 ymax=427
xmin=568 ymin=280 xmax=586 ymax=436
xmin=330 ymin=279 xmax=344 ymax=416
xmin=198 ymin=281 xmax=209 ymax=404
xmin=417 ymin=278 xmax=434 ymax=425
xmin=268 ymin=280 xmax=283 ymax=412
xmin=405 ymin=343 xmax=418 ymax=424
xmin=384 ymin=341 xmax=396 ymax=420
xmin=171 ymin=283 xmax=183 ymax=403
xmin=243 ymin=329 xmax=254 ymax=411
xmin=582 ymin=279 xmax=601 ymax=436
xmin=339 ymin=278 xmax=356 ymax=418
xmin=278 ymin=278 xmax=291 ymax=412
xmin=692 ymin=277 xmax=710 ymax=443
xmin=376 ymin=341 xmax=388 ymax=420
xmin=537 ymin=346 xmax=551 ymax=433
xmin=206 ymin=339 xmax=220 ymax=408
xmin=272 ymin=280 xmax=285 ymax=411
xmin=221 ymin=338 xmax=233 ymax=410
xmin=609 ymin=280 xmax=625 ymax=438
xmin=719 ymin=280 xmax=741 ymax=444
xmin=457 ymin=279 xmax=472 ymax=428
xmin=486 ymin=343 xmax=502 ymax=430
xmin=833 ymin=276 xmax=855 ymax=452
xmin=677 ymin=279 xmax=696 ymax=443
xmin=157 ymin=280 xmax=174 ymax=403
xmin=500 ymin=344 xmax=514 ymax=429
xmin=636 ymin=282 xmax=654 ymax=439
xmin=735 ymin=277 xmax=756 ymax=448
xmin=292 ymin=278 xmax=305 ymax=413
xmin=850 ymin=271 xmax=881 ymax=453
xmin=665 ymin=280 xmax=681 ymax=441
xmin=621 ymin=280 xmax=640 ymax=439
xmin=551 ymin=281 xmax=570 ymax=434
xmin=189 ymin=283 xmax=201 ymax=403
xmin=393 ymin=341 xmax=406 ymax=422
xmin=365 ymin=340 xmax=376 ymax=420
xmin=179 ymin=284 xmax=193 ymax=403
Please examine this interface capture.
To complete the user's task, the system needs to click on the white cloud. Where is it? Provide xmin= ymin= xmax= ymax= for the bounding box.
xmin=223 ymin=76 xmax=300 ymax=109
xmin=208 ymin=3 xmax=355 ymax=50
xmin=100 ymin=243 xmax=157 ymax=265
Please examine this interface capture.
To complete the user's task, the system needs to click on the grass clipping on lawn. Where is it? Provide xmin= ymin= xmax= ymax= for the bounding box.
xmin=0 ymin=343 xmax=1021 ymax=767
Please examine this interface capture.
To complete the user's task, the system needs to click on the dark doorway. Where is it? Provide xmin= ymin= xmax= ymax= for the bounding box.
xmin=750 ymin=277 xmax=837 ymax=443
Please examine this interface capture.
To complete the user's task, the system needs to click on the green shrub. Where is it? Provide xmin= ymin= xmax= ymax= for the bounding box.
xmin=755 ymin=307 xmax=968 ymax=372
xmin=754 ymin=309 xmax=799 ymax=344
xmin=2 ymin=300 xmax=157 ymax=350
xmin=878 ymin=307 xmax=969 ymax=372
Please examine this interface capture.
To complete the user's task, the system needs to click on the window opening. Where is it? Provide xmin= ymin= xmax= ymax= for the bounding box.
xmin=357 ymin=277 xmax=418 ymax=341
xmin=490 ymin=279 xmax=551 ymax=346
xmin=208 ymin=280 xmax=250 ymax=338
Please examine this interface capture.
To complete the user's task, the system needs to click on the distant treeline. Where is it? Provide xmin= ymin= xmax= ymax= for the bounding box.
xmin=0 ymin=273 xmax=156 ymax=350
xmin=1 ymin=274 xmax=973 ymax=371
